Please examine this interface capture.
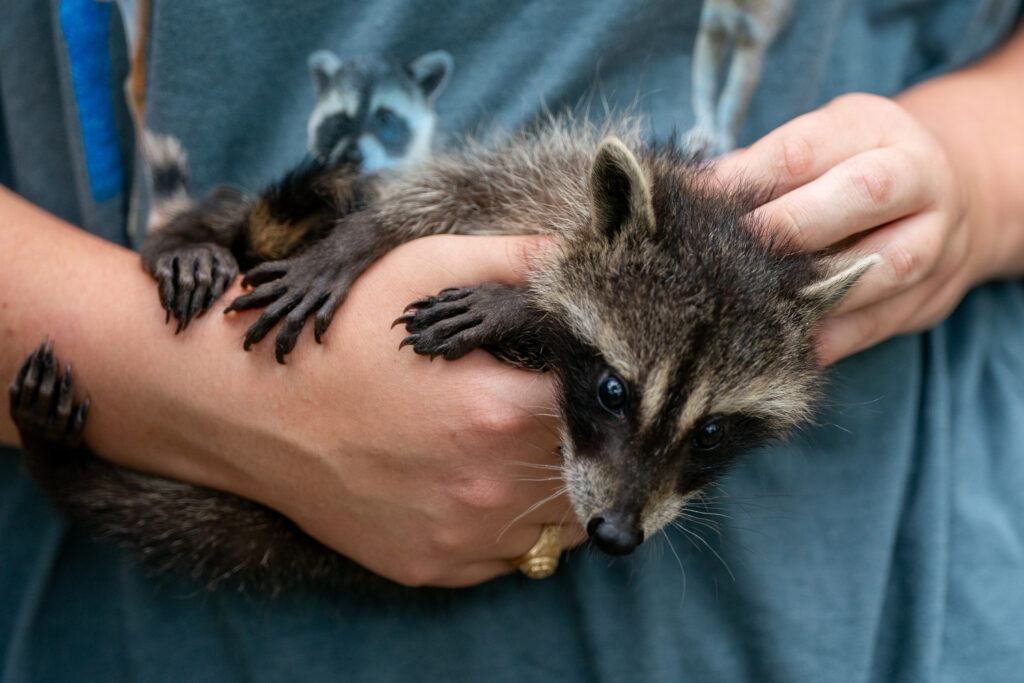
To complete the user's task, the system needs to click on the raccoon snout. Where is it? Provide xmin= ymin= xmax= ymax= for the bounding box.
xmin=587 ymin=514 xmax=644 ymax=556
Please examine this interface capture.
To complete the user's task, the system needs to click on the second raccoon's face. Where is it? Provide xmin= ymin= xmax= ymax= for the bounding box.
xmin=306 ymin=50 xmax=453 ymax=172
xmin=539 ymin=137 xmax=876 ymax=556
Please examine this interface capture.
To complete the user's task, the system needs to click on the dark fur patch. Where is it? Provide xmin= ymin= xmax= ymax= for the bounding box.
xmin=247 ymin=157 xmax=368 ymax=262
xmin=150 ymin=161 xmax=188 ymax=201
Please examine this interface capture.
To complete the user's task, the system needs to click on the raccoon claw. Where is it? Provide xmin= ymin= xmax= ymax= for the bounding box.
xmin=8 ymin=340 xmax=89 ymax=448
xmin=402 ymin=288 xmax=471 ymax=313
xmin=152 ymin=244 xmax=238 ymax=331
xmin=391 ymin=314 xmax=415 ymax=329
xmin=398 ymin=285 xmax=518 ymax=361
xmin=226 ymin=257 xmax=353 ymax=363
xmin=240 ymin=260 xmax=290 ymax=289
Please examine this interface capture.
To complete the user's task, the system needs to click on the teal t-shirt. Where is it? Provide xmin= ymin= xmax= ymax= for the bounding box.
xmin=2 ymin=1 xmax=1023 ymax=681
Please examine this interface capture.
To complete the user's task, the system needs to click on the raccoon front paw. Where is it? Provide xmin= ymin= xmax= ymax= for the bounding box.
xmin=8 ymin=339 xmax=89 ymax=449
xmin=393 ymin=283 xmax=522 ymax=361
xmin=152 ymin=244 xmax=238 ymax=332
xmin=223 ymin=255 xmax=354 ymax=364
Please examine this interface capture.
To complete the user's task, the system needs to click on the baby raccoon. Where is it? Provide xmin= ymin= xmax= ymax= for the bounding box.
xmin=9 ymin=116 xmax=877 ymax=592
xmin=140 ymin=49 xmax=452 ymax=331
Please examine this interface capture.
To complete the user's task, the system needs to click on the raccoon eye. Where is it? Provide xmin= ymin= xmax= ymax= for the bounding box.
xmin=692 ymin=418 xmax=725 ymax=450
xmin=373 ymin=107 xmax=410 ymax=148
xmin=375 ymin=107 xmax=398 ymax=127
xmin=597 ymin=374 xmax=628 ymax=417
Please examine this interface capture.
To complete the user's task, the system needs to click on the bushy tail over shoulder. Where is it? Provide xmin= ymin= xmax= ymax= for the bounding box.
xmin=141 ymin=130 xmax=193 ymax=231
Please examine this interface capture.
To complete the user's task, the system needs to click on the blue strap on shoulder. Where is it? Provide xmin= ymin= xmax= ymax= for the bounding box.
xmin=59 ymin=0 xmax=124 ymax=203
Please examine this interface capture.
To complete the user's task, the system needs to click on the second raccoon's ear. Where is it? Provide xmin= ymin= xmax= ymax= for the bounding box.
xmin=800 ymin=254 xmax=882 ymax=316
xmin=308 ymin=50 xmax=342 ymax=96
xmin=590 ymin=137 xmax=656 ymax=241
xmin=407 ymin=51 xmax=454 ymax=104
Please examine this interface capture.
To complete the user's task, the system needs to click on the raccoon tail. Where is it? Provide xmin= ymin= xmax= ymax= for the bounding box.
xmin=140 ymin=130 xmax=194 ymax=231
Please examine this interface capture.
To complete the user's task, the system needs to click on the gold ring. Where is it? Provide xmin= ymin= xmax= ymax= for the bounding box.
xmin=514 ymin=525 xmax=562 ymax=579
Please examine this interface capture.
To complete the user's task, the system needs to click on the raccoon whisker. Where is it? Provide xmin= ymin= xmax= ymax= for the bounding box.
xmin=500 ymin=460 xmax=563 ymax=472
xmin=659 ymin=528 xmax=687 ymax=604
xmin=474 ymin=474 xmax=564 ymax=484
xmin=671 ymin=523 xmax=705 ymax=554
xmin=517 ymin=402 xmax=560 ymax=411
xmin=674 ymin=524 xmax=735 ymax=582
xmin=681 ymin=507 xmax=732 ymax=521
xmin=517 ymin=412 xmax=562 ymax=440
xmin=516 ymin=436 xmax=561 ymax=456
xmin=675 ymin=516 xmax=723 ymax=539
xmin=680 ymin=518 xmax=727 ymax=536
xmin=819 ymin=393 xmax=886 ymax=411
xmin=676 ymin=509 xmax=722 ymax=524
xmin=495 ymin=485 xmax=569 ymax=541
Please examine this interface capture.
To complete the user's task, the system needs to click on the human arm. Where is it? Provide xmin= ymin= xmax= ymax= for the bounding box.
xmin=0 ymin=185 xmax=577 ymax=586
xmin=715 ymin=24 xmax=1024 ymax=364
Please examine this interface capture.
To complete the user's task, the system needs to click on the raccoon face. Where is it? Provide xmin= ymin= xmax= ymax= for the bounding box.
xmin=306 ymin=50 xmax=453 ymax=172
xmin=540 ymin=138 xmax=878 ymax=556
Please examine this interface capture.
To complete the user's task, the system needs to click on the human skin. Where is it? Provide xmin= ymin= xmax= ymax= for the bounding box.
xmin=2 ymin=25 xmax=1023 ymax=588
xmin=715 ymin=25 xmax=1024 ymax=364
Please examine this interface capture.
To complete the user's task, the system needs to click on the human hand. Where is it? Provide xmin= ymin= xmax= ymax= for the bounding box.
xmin=714 ymin=93 xmax=999 ymax=364
xmin=208 ymin=234 xmax=582 ymax=587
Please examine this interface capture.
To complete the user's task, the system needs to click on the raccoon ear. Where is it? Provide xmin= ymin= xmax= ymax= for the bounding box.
xmin=308 ymin=50 xmax=342 ymax=96
xmin=590 ymin=137 xmax=656 ymax=241
xmin=407 ymin=51 xmax=454 ymax=104
xmin=800 ymin=254 xmax=882 ymax=316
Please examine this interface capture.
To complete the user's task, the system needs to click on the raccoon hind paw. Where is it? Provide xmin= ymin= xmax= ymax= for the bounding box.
xmin=8 ymin=339 xmax=89 ymax=448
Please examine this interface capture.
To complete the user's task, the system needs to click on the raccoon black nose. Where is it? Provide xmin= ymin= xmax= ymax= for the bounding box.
xmin=587 ymin=515 xmax=644 ymax=556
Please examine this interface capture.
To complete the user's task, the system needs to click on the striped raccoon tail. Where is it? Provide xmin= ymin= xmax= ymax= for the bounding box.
xmin=141 ymin=130 xmax=194 ymax=231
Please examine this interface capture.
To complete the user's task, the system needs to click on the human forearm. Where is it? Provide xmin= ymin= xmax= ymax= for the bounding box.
xmin=0 ymin=185 xmax=273 ymax=496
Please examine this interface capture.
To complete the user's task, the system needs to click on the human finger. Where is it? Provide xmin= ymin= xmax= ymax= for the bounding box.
xmin=753 ymin=145 xmax=927 ymax=251
xmin=432 ymin=522 xmax=587 ymax=587
xmin=828 ymin=212 xmax=949 ymax=316
xmin=712 ymin=94 xmax=898 ymax=199
xmin=815 ymin=272 xmax=954 ymax=364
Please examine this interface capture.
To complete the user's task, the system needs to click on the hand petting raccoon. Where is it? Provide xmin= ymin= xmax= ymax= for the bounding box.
xmin=715 ymin=88 xmax=1020 ymax=365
